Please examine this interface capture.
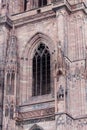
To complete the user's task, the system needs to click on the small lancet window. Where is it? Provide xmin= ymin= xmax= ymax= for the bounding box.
xmin=11 ymin=72 xmax=15 ymax=94
xmin=10 ymin=105 xmax=14 ymax=119
xmin=5 ymin=105 xmax=9 ymax=117
xmin=38 ymin=0 xmax=47 ymax=7
xmin=32 ymin=43 xmax=51 ymax=96
xmin=7 ymin=73 xmax=10 ymax=95
xmin=24 ymin=0 xmax=27 ymax=11
xmin=6 ymin=72 xmax=15 ymax=95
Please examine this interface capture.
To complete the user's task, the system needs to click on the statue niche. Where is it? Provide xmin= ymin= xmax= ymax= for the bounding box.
xmin=6 ymin=71 xmax=15 ymax=95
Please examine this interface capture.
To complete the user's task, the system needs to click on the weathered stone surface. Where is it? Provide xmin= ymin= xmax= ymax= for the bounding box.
xmin=0 ymin=0 xmax=87 ymax=130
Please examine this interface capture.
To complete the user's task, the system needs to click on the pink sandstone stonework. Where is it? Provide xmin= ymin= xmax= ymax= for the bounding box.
xmin=0 ymin=0 xmax=87 ymax=130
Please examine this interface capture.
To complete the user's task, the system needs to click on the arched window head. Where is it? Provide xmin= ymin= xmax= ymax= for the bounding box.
xmin=30 ymin=124 xmax=43 ymax=130
xmin=32 ymin=43 xmax=51 ymax=96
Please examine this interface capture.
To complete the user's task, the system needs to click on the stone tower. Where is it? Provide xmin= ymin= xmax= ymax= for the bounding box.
xmin=0 ymin=0 xmax=87 ymax=130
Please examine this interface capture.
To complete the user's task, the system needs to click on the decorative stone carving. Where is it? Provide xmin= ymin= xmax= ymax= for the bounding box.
xmin=57 ymin=115 xmax=65 ymax=125
xmin=16 ymin=116 xmax=55 ymax=125
xmin=66 ymin=116 xmax=73 ymax=126
xmin=55 ymin=41 xmax=66 ymax=81
xmin=57 ymin=85 xmax=64 ymax=100
xmin=15 ymin=107 xmax=55 ymax=121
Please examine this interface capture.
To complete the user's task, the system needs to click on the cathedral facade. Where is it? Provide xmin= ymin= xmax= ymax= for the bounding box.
xmin=0 ymin=0 xmax=87 ymax=130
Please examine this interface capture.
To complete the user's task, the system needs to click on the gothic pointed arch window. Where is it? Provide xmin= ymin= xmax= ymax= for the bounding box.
xmin=32 ymin=43 xmax=51 ymax=96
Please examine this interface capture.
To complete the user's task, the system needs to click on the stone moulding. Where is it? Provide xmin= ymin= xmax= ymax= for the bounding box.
xmin=0 ymin=15 xmax=12 ymax=27
xmin=15 ymin=107 xmax=55 ymax=121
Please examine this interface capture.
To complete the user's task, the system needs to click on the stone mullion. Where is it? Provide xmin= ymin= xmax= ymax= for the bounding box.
xmin=40 ymin=56 xmax=42 ymax=95
xmin=45 ymin=54 xmax=47 ymax=94
xmin=36 ymin=56 xmax=37 ymax=96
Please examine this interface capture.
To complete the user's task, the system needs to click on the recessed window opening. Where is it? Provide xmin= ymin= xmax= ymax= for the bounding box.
xmin=24 ymin=0 xmax=27 ymax=11
xmin=38 ymin=0 xmax=47 ymax=7
xmin=32 ymin=43 xmax=51 ymax=96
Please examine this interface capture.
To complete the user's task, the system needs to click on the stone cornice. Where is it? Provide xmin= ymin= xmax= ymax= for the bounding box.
xmin=0 ymin=1 xmax=86 ymax=28
xmin=52 ymin=0 xmax=87 ymax=13
xmin=15 ymin=112 xmax=87 ymax=126
xmin=15 ymin=107 xmax=55 ymax=125
xmin=0 ymin=15 xmax=12 ymax=27
xmin=12 ymin=10 xmax=56 ymax=27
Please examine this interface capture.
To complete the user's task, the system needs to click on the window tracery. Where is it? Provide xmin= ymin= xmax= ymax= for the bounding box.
xmin=32 ymin=43 xmax=51 ymax=96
